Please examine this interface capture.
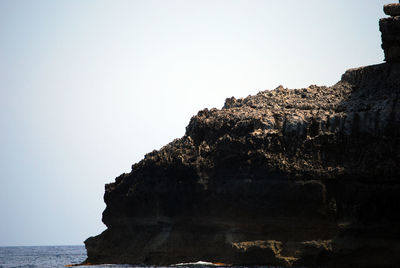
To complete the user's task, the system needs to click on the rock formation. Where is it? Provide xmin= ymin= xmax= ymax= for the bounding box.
xmin=381 ymin=2 xmax=400 ymax=62
xmin=84 ymin=4 xmax=400 ymax=268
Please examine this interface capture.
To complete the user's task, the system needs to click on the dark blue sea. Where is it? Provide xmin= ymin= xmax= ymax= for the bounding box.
xmin=0 ymin=246 xmax=88 ymax=268
xmin=0 ymin=245 xmax=297 ymax=268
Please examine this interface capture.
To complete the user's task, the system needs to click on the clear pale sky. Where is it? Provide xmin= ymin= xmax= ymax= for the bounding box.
xmin=0 ymin=0 xmax=393 ymax=246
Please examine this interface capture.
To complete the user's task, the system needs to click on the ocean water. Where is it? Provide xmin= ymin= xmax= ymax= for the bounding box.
xmin=0 ymin=245 xmax=293 ymax=268
xmin=0 ymin=246 xmax=88 ymax=268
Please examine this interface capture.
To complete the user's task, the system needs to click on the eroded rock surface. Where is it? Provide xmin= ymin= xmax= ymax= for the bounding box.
xmin=381 ymin=3 xmax=400 ymax=62
xmin=84 ymin=63 xmax=400 ymax=268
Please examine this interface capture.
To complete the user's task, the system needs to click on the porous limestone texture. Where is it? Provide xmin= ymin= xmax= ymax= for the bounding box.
xmin=84 ymin=63 xmax=400 ymax=268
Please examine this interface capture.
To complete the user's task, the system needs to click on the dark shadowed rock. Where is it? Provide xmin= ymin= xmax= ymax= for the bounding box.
xmin=380 ymin=16 xmax=400 ymax=62
xmin=381 ymin=3 xmax=400 ymax=62
xmin=84 ymin=62 xmax=400 ymax=268
xmin=384 ymin=3 xmax=400 ymax=17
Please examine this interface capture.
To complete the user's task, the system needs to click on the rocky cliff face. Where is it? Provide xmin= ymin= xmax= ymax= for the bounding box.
xmin=84 ymin=62 xmax=400 ymax=268
xmin=84 ymin=4 xmax=400 ymax=267
xmin=381 ymin=2 xmax=400 ymax=62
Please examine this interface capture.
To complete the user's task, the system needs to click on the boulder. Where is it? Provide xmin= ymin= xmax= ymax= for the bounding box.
xmin=384 ymin=3 xmax=400 ymax=17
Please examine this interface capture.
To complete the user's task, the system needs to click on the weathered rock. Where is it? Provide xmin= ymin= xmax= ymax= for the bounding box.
xmin=380 ymin=16 xmax=400 ymax=62
xmin=384 ymin=3 xmax=400 ymax=17
xmin=84 ymin=62 xmax=400 ymax=268
xmin=84 ymin=4 xmax=400 ymax=266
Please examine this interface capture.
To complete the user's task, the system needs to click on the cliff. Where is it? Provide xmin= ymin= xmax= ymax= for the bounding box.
xmin=84 ymin=62 xmax=400 ymax=268
xmin=84 ymin=4 xmax=400 ymax=268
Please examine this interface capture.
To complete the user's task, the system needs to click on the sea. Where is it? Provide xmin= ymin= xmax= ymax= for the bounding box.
xmin=0 ymin=245 xmax=296 ymax=268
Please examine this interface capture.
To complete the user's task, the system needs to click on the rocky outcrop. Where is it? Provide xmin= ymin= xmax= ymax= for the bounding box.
xmin=84 ymin=4 xmax=400 ymax=268
xmin=381 ymin=3 xmax=400 ymax=62
xmin=84 ymin=62 xmax=400 ymax=268
xmin=384 ymin=3 xmax=400 ymax=17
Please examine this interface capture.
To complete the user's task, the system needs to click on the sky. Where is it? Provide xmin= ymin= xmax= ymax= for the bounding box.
xmin=0 ymin=0 xmax=393 ymax=246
